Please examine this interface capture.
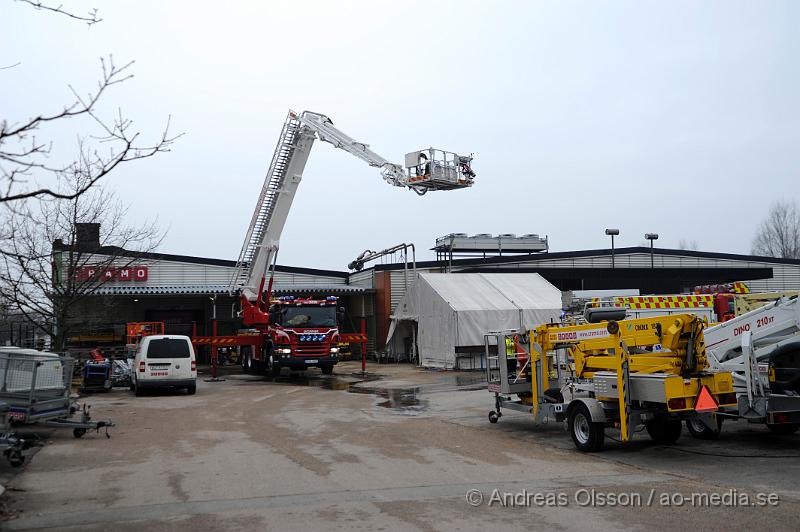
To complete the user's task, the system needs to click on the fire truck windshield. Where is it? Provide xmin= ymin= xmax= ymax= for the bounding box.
xmin=281 ymin=306 xmax=337 ymax=328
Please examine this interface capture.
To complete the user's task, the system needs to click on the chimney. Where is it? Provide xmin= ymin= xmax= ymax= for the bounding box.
xmin=74 ymin=223 xmax=101 ymax=249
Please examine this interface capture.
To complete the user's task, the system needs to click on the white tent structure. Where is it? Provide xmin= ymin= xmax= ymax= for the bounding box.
xmin=387 ymin=273 xmax=563 ymax=369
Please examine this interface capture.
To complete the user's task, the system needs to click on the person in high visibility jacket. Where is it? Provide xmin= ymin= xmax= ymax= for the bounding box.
xmin=505 ymin=336 xmax=518 ymax=378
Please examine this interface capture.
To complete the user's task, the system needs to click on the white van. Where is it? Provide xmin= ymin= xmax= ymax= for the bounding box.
xmin=131 ymin=335 xmax=197 ymax=396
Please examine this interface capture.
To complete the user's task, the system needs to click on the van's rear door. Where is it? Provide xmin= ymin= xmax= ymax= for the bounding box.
xmin=145 ymin=338 xmax=192 ymax=380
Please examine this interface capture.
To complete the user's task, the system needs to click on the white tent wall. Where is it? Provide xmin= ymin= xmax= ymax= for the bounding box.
xmin=389 ymin=273 xmax=562 ymax=369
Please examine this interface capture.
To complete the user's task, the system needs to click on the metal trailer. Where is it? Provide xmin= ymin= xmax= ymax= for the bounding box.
xmin=694 ymin=296 xmax=800 ymax=438
xmin=484 ymin=315 xmax=737 ymax=452
xmin=0 ymin=349 xmax=114 ymax=439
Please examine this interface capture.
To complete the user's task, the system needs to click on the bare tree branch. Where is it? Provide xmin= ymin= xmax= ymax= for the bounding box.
xmin=752 ymin=200 xmax=800 ymax=259
xmin=1 ymin=56 xmax=182 ymax=204
xmin=15 ymin=0 xmax=101 ymax=26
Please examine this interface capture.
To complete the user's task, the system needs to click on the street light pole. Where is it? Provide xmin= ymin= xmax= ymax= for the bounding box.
xmin=605 ymin=229 xmax=619 ymax=269
xmin=645 ymin=233 xmax=659 ymax=269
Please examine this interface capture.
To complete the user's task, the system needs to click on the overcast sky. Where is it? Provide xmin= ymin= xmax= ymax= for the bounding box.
xmin=2 ymin=1 xmax=798 ymax=271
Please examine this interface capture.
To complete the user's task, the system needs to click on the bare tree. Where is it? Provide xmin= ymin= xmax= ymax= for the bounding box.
xmin=2 ymin=2 xmax=180 ymax=204
xmin=0 ymin=176 xmax=164 ymax=350
xmin=752 ymin=200 xmax=800 ymax=259
xmin=678 ymin=238 xmax=699 ymax=251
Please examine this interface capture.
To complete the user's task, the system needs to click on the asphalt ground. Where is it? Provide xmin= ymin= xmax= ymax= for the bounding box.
xmin=1 ymin=361 xmax=798 ymax=531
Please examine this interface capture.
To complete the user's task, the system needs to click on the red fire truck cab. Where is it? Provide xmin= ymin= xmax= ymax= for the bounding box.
xmin=242 ymin=296 xmax=342 ymax=376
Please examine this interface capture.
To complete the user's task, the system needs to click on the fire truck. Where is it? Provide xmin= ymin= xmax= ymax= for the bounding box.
xmin=241 ymin=296 xmax=342 ymax=376
xmin=193 ymin=110 xmax=474 ymax=375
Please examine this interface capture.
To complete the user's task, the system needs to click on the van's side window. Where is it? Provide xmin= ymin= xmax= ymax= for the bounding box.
xmin=147 ymin=339 xmax=191 ymax=359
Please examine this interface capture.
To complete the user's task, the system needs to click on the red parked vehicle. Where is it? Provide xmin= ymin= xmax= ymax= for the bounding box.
xmin=241 ymin=296 xmax=342 ymax=376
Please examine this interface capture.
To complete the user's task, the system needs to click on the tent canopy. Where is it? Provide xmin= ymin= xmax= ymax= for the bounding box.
xmin=390 ymin=273 xmax=562 ymax=368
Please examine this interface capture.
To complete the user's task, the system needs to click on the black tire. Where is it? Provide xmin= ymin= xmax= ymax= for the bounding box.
xmin=543 ymin=388 xmax=564 ymax=403
xmin=187 ymin=385 xmax=197 ymax=395
xmin=270 ymin=358 xmax=282 ymax=378
xmin=488 ymin=411 xmax=499 ymax=424
xmin=7 ymin=450 xmax=24 ymax=468
xmin=134 ymin=384 xmax=144 ymax=397
xmin=129 ymin=382 xmax=135 ymax=391
xmin=766 ymin=423 xmax=800 ymax=435
xmin=241 ymin=347 xmax=252 ymax=374
xmin=645 ymin=418 xmax=682 ymax=444
xmin=568 ymin=403 xmax=605 ymax=452
xmin=321 ymin=365 xmax=334 ymax=376
xmin=73 ymin=428 xmax=87 ymax=439
xmin=686 ymin=416 xmax=723 ymax=440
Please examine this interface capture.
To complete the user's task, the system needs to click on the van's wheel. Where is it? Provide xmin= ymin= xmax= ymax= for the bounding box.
xmin=129 ymin=381 xmax=135 ymax=391
xmin=321 ymin=365 xmax=334 ymax=376
xmin=686 ymin=416 xmax=722 ymax=440
xmin=7 ymin=450 xmax=24 ymax=468
xmin=646 ymin=418 xmax=682 ymax=444
xmin=766 ymin=423 xmax=800 ymax=435
xmin=134 ymin=384 xmax=144 ymax=397
xmin=73 ymin=428 xmax=87 ymax=439
xmin=488 ymin=411 xmax=499 ymax=424
xmin=568 ymin=403 xmax=605 ymax=452
xmin=187 ymin=385 xmax=197 ymax=395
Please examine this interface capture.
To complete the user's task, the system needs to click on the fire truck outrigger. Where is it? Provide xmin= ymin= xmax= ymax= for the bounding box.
xmin=484 ymin=313 xmax=737 ymax=452
xmin=193 ymin=110 xmax=475 ymax=375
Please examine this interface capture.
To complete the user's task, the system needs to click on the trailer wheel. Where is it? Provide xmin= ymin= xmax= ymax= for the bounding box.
xmin=7 ymin=450 xmax=24 ymax=468
xmin=488 ymin=411 xmax=499 ymax=424
xmin=645 ymin=418 xmax=682 ymax=444
xmin=766 ymin=423 xmax=800 ymax=435
xmin=686 ymin=417 xmax=722 ymax=440
xmin=73 ymin=428 xmax=87 ymax=439
xmin=568 ymin=403 xmax=604 ymax=452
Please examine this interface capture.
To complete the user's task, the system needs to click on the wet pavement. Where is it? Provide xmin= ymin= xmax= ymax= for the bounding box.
xmin=2 ymin=361 xmax=799 ymax=531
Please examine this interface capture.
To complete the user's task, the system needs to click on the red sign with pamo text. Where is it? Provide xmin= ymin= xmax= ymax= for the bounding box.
xmin=74 ymin=266 xmax=148 ymax=282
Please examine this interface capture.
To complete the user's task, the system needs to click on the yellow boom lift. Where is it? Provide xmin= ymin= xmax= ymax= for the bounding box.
xmin=484 ymin=313 xmax=737 ymax=451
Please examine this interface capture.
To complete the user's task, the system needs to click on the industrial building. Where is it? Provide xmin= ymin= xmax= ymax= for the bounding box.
xmin=51 ymin=227 xmax=800 ymax=361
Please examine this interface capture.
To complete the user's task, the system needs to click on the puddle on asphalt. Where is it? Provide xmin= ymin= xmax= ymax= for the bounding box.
xmin=267 ymin=372 xmax=429 ymax=414
xmin=228 ymin=370 xmax=485 ymax=415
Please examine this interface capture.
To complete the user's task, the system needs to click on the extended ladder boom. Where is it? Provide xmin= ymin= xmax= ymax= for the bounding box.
xmin=231 ymin=110 xmax=475 ymax=309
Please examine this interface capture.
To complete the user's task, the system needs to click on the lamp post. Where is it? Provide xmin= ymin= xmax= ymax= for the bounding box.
xmin=645 ymin=233 xmax=659 ymax=269
xmin=605 ymin=228 xmax=619 ymax=268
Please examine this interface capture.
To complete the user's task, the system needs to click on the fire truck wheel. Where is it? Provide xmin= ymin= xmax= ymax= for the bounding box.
xmin=686 ymin=417 xmax=722 ymax=440
xmin=766 ymin=423 xmax=800 ymax=435
xmin=645 ymin=418 xmax=682 ymax=444
xmin=568 ymin=403 xmax=605 ymax=452
xmin=321 ymin=365 xmax=334 ymax=375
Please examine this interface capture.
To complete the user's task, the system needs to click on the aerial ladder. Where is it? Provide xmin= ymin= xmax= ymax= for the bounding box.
xmin=230 ymin=110 xmax=475 ymax=325
xmin=484 ymin=314 xmax=737 ymax=452
xmin=201 ymin=110 xmax=473 ymax=375
xmin=696 ymin=295 xmax=800 ymax=436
